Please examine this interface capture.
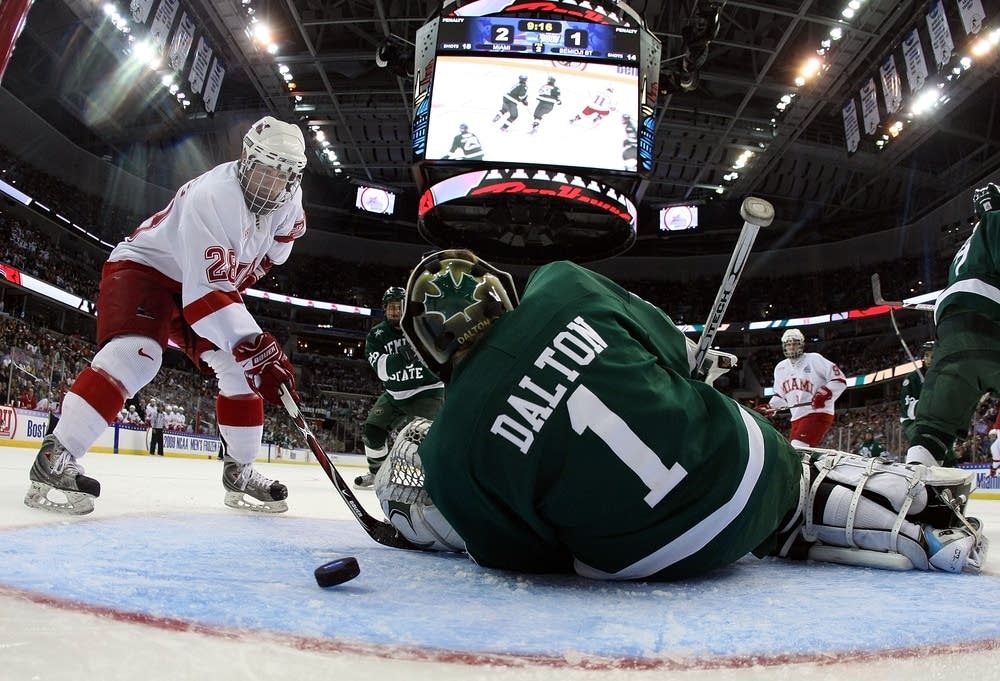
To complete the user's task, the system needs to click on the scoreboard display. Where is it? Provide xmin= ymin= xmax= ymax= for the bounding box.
xmin=436 ymin=16 xmax=640 ymax=61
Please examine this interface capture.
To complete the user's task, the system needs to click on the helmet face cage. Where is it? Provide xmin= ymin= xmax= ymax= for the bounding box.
xmin=237 ymin=117 xmax=307 ymax=215
xmin=780 ymin=329 xmax=805 ymax=359
xmin=401 ymin=249 xmax=518 ymax=380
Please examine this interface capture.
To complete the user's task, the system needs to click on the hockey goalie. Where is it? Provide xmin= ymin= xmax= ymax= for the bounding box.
xmin=376 ymin=418 xmax=987 ymax=577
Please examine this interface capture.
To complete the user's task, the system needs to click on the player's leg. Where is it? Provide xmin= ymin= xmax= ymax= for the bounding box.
xmin=357 ymin=392 xmax=398 ymax=490
xmin=202 ymin=349 xmax=288 ymax=513
xmin=25 ymin=266 xmax=170 ymax=515
xmin=907 ymin=315 xmax=1000 ymax=465
xmin=788 ymin=412 xmax=834 ymax=448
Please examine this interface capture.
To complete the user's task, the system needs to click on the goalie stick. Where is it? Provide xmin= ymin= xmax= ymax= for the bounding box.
xmin=279 ymin=386 xmax=424 ymax=551
xmin=692 ymin=196 xmax=775 ymax=380
xmin=871 ymin=274 xmax=931 ymax=380
xmin=870 ymin=274 xmax=935 ymax=312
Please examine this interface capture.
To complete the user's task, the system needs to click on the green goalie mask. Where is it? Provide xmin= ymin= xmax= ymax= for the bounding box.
xmin=401 ymin=249 xmax=518 ymax=381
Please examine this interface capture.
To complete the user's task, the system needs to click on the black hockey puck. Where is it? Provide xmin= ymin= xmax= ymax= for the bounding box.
xmin=314 ymin=557 xmax=360 ymax=588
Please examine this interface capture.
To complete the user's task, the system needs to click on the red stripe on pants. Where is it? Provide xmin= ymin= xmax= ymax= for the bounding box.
xmin=217 ymin=395 xmax=264 ymax=427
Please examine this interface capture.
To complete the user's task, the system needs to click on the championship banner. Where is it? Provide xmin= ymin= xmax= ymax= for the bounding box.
xmin=926 ymin=0 xmax=955 ymax=69
xmin=842 ymin=98 xmax=861 ymax=154
xmin=957 ymin=0 xmax=986 ymax=34
xmin=188 ymin=35 xmax=212 ymax=94
xmin=130 ymin=0 xmax=155 ymax=24
xmin=168 ymin=11 xmax=195 ymax=73
xmin=879 ymin=54 xmax=903 ymax=114
xmin=149 ymin=0 xmax=180 ymax=52
xmin=202 ymin=57 xmax=225 ymax=112
xmin=901 ymin=28 xmax=928 ymax=93
xmin=860 ymin=77 xmax=879 ymax=136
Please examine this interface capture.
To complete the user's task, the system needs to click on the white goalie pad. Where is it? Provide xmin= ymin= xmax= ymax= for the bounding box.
xmin=374 ymin=418 xmax=466 ymax=552
xmin=781 ymin=449 xmax=987 ymax=573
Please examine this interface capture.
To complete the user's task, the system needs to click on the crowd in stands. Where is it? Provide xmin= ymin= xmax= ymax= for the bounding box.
xmin=1 ymin=148 xmax=992 ymax=464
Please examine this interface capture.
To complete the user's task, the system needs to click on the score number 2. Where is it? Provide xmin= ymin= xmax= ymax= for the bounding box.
xmin=566 ymin=384 xmax=687 ymax=508
xmin=491 ymin=25 xmax=513 ymax=43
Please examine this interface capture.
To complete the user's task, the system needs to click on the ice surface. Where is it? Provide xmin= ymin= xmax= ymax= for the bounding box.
xmin=0 ymin=446 xmax=998 ymax=680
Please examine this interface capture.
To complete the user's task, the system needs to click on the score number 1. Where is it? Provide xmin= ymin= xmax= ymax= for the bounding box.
xmin=563 ymin=29 xmax=589 ymax=49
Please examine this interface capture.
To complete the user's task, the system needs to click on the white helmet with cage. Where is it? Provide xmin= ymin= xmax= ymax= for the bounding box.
xmin=238 ymin=116 xmax=307 ymax=215
xmin=780 ymin=328 xmax=805 ymax=359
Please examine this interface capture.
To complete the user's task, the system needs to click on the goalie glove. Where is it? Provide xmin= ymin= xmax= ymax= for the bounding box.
xmin=233 ymin=332 xmax=298 ymax=406
xmin=811 ymin=386 xmax=833 ymax=409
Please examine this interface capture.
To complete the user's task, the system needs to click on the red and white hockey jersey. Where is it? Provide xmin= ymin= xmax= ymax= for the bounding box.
xmin=108 ymin=161 xmax=306 ymax=354
xmin=768 ymin=352 xmax=846 ymax=420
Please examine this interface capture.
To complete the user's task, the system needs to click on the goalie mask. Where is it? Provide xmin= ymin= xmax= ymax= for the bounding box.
xmin=237 ymin=116 xmax=307 ymax=215
xmin=401 ymin=249 xmax=518 ymax=381
xmin=781 ymin=328 xmax=805 ymax=359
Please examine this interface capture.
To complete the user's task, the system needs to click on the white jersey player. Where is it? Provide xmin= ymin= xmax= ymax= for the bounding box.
xmin=23 ymin=116 xmax=306 ymax=516
xmin=569 ymin=87 xmax=617 ymax=125
xmin=766 ymin=328 xmax=846 ymax=447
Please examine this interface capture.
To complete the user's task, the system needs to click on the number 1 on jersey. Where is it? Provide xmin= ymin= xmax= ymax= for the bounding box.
xmin=566 ymin=384 xmax=687 ymax=507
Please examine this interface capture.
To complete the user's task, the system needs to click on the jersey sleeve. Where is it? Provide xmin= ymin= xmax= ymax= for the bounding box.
xmin=177 ymin=186 xmax=262 ymax=353
xmin=818 ymin=355 xmax=847 ymax=399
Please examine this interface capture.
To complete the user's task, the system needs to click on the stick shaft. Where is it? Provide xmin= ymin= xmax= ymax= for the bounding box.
xmin=279 ymin=387 xmax=423 ymax=550
xmin=692 ymin=221 xmax=760 ymax=379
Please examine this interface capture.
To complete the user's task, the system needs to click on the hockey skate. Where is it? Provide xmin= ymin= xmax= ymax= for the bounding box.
xmin=24 ymin=435 xmax=101 ymax=515
xmin=222 ymin=455 xmax=288 ymax=513
xmin=353 ymin=472 xmax=375 ymax=490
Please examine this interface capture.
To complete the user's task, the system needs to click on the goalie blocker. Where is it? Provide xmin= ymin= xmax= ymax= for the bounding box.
xmin=377 ymin=419 xmax=987 ymax=575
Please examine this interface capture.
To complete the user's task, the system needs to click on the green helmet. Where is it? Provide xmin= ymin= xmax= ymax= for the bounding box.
xmin=972 ymin=182 xmax=1000 ymax=219
xmin=401 ymin=249 xmax=518 ymax=380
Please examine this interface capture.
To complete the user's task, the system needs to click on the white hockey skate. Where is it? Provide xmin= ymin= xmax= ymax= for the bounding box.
xmin=353 ymin=472 xmax=375 ymax=491
xmin=222 ymin=455 xmax=288 ymax=513
xmin=24 ymin=435 xmax=101 ymax=515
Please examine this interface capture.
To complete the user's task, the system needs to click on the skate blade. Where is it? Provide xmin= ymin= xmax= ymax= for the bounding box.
xmin=23 ymin=481 xmax=95 ymax=515
xmin=352 ymin=482 xmax=375 ymax=492
xmin=223 ymin=490 xmax=288 ymax=514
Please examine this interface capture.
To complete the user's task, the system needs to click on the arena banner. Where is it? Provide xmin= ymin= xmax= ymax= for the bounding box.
xmin=0 ymin=408 xmax=361 ymax=466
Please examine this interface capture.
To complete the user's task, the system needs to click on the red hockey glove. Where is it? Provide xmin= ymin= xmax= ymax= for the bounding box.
xmin=811 ymin=386 xmax=833 ymax=409
xmin=233 ymin=332 xmax=298 ymax=406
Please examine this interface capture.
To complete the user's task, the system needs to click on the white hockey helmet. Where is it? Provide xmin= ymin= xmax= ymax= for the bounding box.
xmin=238 ymin=116 xmax=307 ymax=215
xmin=781 ymin=328 xmax=805 ymax=359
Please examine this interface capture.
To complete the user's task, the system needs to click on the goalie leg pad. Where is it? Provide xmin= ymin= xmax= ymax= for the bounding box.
xmin=781 ymin=451 xmax=986 ymax=573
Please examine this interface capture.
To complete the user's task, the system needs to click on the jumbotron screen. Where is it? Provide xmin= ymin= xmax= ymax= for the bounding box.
xmin=422 ymin=16 xmax=641 ymax=173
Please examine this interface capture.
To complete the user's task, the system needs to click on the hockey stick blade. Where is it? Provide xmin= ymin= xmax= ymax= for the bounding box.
xmin=870 ymin=274 xmax=935 ymax=312
xmin=279 ymin=387 xmax=424 ymax=551
xmin=692 ymin=197 xmax=774 ymax=379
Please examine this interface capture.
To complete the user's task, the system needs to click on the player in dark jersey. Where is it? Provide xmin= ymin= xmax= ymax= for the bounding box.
xmin=447 ymin=124 xmax=484 ymax=160
xmin=378 ymin=249 xmax=986 ymax=579
xmin=530 ymin=76 xmax=562 ymax=134
xmin=354 ymin=286 xmax=445 ymax=490
xmin=907 ymin=182 xmax=1000 ymax=467
xmin=493 ymin=75 xmax=529 ymax=131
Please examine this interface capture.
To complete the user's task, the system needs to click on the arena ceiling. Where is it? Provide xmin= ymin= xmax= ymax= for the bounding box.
xmin=6 ymin=0 xmax=1000 ymax=257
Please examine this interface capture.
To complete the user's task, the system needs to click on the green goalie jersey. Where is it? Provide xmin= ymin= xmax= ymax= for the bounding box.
xmin=420 ymin=261 xmax=802 ymax=581
xmin=366 ymin=321 xmax=442 ymax=399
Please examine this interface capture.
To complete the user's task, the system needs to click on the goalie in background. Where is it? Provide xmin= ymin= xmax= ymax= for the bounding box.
xmin=446 ymin=124 xmax=484 ymax=160
xmin=354 ymin=286 xmax=445 ymax=491
xmin=764 ymin=329 xmax=846 ymax=447
xmin=377 ymin=249 xmax=987 ymax=580
xmin=492 ymin=75 xmax=529 ymax=131
xmin=906 ymin=182 xmax=1000 ymax=467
